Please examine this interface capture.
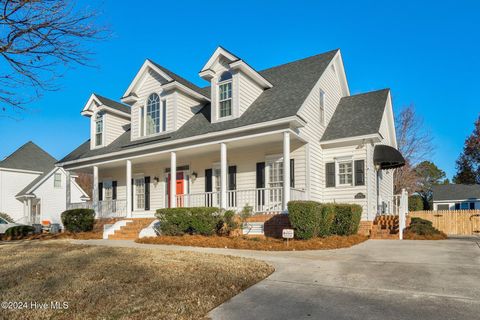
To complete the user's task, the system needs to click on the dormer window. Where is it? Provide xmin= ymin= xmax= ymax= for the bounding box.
xmin=218 ymin=71 xmax=232 ymax=118
xmin=95 ymin=112 xmax=104 ymax=147
xmin=139 ymin=93 xmax=166 ymax=137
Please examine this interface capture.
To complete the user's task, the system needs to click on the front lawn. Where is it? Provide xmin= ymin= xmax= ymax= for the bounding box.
xmin=137 ymin=234 xmax=368 ymax=251
xmin=0 ymin=241 xmax=273 ymax=319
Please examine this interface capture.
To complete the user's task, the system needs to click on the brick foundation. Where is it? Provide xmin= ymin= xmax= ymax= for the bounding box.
xmin=245 ymin=214 xmax=291 ymax=238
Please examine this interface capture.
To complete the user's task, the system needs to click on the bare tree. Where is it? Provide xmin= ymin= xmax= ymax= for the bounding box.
xmin=0 ymin=0 xmax=106 ymax=113
xmin=394 ymin=105 xmax=434 ymax=193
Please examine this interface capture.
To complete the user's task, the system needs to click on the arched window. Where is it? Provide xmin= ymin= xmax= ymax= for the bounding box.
xmin=146 ymin=93 xmax=160 ymax=135
xmin=218 ymin=71 xmax=232 ymax=118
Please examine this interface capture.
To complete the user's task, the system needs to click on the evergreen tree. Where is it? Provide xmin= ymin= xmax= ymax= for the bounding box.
xmin=453 ymin=116 xmax=480 ymax=184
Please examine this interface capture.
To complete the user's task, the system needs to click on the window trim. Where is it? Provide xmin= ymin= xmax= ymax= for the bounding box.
xmin=337 ymin=160 xmax=353 ymax=186
xmin=53 ymin=173 xmax=62 ymax=188
xmin=94 ymin=112 xmax=104 ymax=147
xmin=319 ymin=89 xmax=325 ymax=125
xmin=218 ymin=74 xmax=233 ymax=120
xmin=139 ymin=93 xmax=167 ymax=138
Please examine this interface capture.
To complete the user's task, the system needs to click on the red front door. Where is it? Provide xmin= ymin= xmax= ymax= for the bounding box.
xmin=167 ymin=172 xmax=184 ymax=207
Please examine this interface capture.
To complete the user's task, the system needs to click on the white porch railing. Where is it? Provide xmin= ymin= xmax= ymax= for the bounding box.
xmin=176 ymin=187 xmax=306 ymax=214
xmin=68 ymin=200 xmax=127 ymax=219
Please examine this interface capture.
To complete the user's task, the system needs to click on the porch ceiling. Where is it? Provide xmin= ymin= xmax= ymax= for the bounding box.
xmin=69 ymin=131 xmax=305 ymax=172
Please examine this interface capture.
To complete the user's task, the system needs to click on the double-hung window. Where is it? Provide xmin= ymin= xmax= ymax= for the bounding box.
xmin=95 ymin=112 xmax=104 ymax=147
xmin=218 ymin=71 xmax=232 ymax=118
xmin=267 ymin=158 xmax=284 ymax=203
xmin=338 ymin=161 xmax=353 ymax=186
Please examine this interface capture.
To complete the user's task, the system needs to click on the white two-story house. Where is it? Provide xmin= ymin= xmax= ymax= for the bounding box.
xmin=58 ymin=47 xmax=404 ymax=222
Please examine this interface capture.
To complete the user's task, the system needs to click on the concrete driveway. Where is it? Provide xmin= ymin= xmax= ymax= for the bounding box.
xmin=73 ymin=238 xmax=480 ymax=320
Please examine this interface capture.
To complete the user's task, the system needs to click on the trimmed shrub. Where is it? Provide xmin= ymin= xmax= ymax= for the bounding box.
xmin=288 ymin=201 xmax=322 ymax=239
xmin=408 ymin=195 xmax=424 ymax=211
xmin=318 ymin=204 xmax=335 ymax=237
xmin=329 ymin=204 xmax=362 ymax=236
xmin=5 ymin=225 xmax=35 ymax=239
xmin=61 ymin=209 xmax=95 ymax=232
xmin=156 ymin=207 xmax=228 ymax=236
xmin=0 ymin=212 xmax=13 ymax=223
xmin=407 ymin=217 xmax=444 ymax=236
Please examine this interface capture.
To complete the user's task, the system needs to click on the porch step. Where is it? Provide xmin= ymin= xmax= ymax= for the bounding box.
xmin=108 ymin=218 xmax=155 ymax=240
xmin=370 ymin=215 xmax=400 ymax=240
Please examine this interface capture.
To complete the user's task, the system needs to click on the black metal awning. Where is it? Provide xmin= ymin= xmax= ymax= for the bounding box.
xmin=373 ymin=145 xmax=405 ymax=170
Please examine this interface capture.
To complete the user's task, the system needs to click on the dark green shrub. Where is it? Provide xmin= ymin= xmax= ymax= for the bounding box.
xmin=330 ymin=204 xmax=362 ymax=236
xmin=61 ymin=209 xmax=95 ymax=232
xmin=408 ymin=195 xmax=424 ymax=211
xmin=0 ymin=212 xmax=13 ymax=223
xmin=5 ymin=225 xmax=35 ymax=239
xmin=318 ymin=204 xmax=335 ymax=237
xmin=407 ymin=217 xmax=440 ymax=236
xmin=156 ymin=207 xmax=224 ymax=236
xmin=217 ymin=210 xmax=238 ymax=235
xmin=288 ymin=201 xmax=322 ymax=239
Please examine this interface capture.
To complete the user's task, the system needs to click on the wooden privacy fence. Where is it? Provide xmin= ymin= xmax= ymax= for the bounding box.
xmin=409 ymin=210 xmax=480 ymax=235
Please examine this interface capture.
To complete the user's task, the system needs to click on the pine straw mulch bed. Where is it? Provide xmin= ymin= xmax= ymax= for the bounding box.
xmin=403 ymin=230 xmax=448 ymax=240
xmin=136 ymin=234 xmax=368 ymax=251
xmin=0 ymin=241 xmax=273 ymax=320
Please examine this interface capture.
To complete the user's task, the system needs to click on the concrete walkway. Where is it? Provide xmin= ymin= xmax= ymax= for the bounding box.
xmin=72 ymin=238 xmax=480 ymax=320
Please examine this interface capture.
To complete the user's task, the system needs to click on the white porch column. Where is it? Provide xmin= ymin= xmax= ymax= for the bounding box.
xmin=93 ymin=166 xmax=99 ymax=214
xmin=27 ymin=198 xmax=32 ymax=224
xmin=126 ymin=160 xmax=132 ymax=217
xmin=220 ymin=143 xmax=227 ymax=209
xmin=283 ymin=131 xmax=290 ymax=211
xmin=170 ymin=152 xmax=177 ymax=208
xmin=65 ymin=170 xmax=71 ymax=209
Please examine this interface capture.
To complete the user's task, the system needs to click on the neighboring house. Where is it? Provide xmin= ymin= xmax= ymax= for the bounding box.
xmin=58 ymin=47 xmax=404 ymax=222
xmin=432 ymin=184 xmax=480 ymax=210
xmin=0 ymin=142 xmax=89 ymax=224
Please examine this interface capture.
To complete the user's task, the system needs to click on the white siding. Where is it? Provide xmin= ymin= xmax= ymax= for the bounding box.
xmin=34 ymin=170 xmax=85 ymax=224
xmin=130 ymin=70 xmax=171 ymax=139
xmin=176 ymin=91 xmax=203 ymax=129
xmin=298 ymin=55 xmax=345 ymax=201
xmin=322 ymin=145 xmax=369 ymax=219
xmin=237 ymin=72 xmax=263 ymax=116
xmin=0 ymin=170 xmax=39 ymax=221
xmin=105 ymin=113 xmax=129 ymax=145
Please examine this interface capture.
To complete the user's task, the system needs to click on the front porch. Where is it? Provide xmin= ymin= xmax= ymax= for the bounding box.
xmin=68 ymin=131 xmax=307 ymax=218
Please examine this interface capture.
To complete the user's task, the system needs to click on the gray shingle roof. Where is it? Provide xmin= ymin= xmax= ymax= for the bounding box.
xmin=0 ymin=141 xmax=56 ymax=172
xmin=321 ymin=89 xmax=390 ymax=141
xmin=59 ymin=50 xmax=339 ymax=164
xmin=148 ymin=59 xmax=210 ymax=99
xmin=94 ymin=94 xmax=131 ymax=114
xmin=432 ymin=184 xmax=480 ymax=201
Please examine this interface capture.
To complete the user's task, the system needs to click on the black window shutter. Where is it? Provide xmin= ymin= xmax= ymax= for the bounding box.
xmin=469 ymin=202 xmax=475 ymax=210
xmin=455 ymin=203 xmax=460 ymax=210
xmin=256 ymin=162 xmax=266 ymax=206
xmin=256 ymin=162 xmax=265 ymax=188
xmin=144 ymin=176 xmax=150 ymax=210
xmin=112 ymin=181 xmax=117 ymax=200
xmin=98 ymin=182 xmax=103 ymax=201
xmin=354 ymin=160 xmax=365 ymax=186
xmin=131 ymin=179 xmax=134 ymax=211
xmin=205 ymin=169 xmax=213 ymax=192
xmin=228 ymin=166 xmax=237 ymax=190
xmin=290 ymin=159 xmax=295 ymax=188
xmin=326 ymin=163 xmax=335 ymax=187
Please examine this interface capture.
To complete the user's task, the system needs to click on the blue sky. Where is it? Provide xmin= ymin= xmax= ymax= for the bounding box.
xmin=0 ymin=0 xmax=478 ymax=179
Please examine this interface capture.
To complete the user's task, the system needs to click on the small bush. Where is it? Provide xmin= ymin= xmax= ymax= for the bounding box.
xmin=61 ymin=209 xmax=95 ymax=232
xmin=318 ymin=204 xmax=335 ymax=237
xmin=408 ymin=195 xmax=424 ymax=211
xmin=156 ymin=207 xmax=232 ymax=236
xmin=0 ymin=212 xmax=14 ymax=223
xmin=5 ymin=225 xmax=35 ymax=239
xmin=330 ymin=204 xmax=362 ymax=236
xmin=407 ymin=217 xmax=444 ymax=237
xmin=288 ymin=201 xmax=322 ymax=239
